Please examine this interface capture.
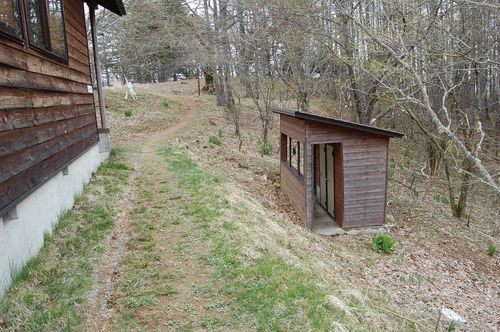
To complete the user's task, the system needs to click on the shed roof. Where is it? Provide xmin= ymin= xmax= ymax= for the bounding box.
xmin=273 ymin=108 xmax=404 ymax=138
xmin=88 ymin=0 xmax=126 ymax=16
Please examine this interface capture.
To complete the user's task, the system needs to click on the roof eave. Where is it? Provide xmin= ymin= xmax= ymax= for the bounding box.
xmin=92 ymin=0 xmax=126 ymax=16
xmin=273 ymin=108 xmax=404 ymax=138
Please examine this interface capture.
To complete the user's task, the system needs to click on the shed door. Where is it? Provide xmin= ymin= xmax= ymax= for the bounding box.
xmin=326 ymin=144 xmax=335 ymax=215
xmin=319 ymin=144 xmax=335 ymax=216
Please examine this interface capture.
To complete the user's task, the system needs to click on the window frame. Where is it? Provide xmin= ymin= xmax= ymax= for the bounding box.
xmin=282 ymin=134 xmax=305 ymax=178
xmin=0 ymin=0 xmax=25 ymax=43
xmin=24 ymin=0 xmax=69 ymax=62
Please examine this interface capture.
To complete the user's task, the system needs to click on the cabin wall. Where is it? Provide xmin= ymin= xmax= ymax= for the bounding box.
xmin=306 ymin=121 xmax=389 ymax=228
xmin=280 ymin=163 xmax=306 ymax=221
xmin=0 ymin=144 xmax=100 ymax=298
xmin=280 ymin=115 xmax=305 ymax=142
xmin=279 ymin=116 xmax=307 ymax=222
xmin=0 ymin=1 xmax=97 ymax=214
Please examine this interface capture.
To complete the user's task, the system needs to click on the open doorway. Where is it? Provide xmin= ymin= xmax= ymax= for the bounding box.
xmin=314 ymin=143 xmax=342 ymax=234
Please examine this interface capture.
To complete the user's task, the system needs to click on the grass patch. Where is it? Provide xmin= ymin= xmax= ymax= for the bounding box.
xmin=433 ymin=192 xmax=449 ymax=204
xmin=0 ymin=150 xmax=132 ymax=331
xmin=261 ymin=143 xmax=272 ymax=155
xmin=372 ymin=234 xmax=397 ymax=254
xmin=487 ymin=243 xmax=496 ymax=256
xmin=124 ymin=109 xmax=133 ymax=117
xmin=209 ymin=135 xmax=222 ymax=146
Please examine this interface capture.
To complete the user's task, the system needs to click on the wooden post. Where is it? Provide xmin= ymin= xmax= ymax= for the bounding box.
xmin=197 ymin=67 xmax=201 ymax=96
xmin=89 ymin=2 xmax=108 ymax=130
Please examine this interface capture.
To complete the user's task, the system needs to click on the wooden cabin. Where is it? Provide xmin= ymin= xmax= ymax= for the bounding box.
xmin=273 ymin=108 xmax=403 ymax=234
xmin=0 ymin=0 xmax=125 ymax=297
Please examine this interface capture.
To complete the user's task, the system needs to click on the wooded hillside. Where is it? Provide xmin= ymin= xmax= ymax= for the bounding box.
xmin=97 ymin=0 xmax=499 ymax=220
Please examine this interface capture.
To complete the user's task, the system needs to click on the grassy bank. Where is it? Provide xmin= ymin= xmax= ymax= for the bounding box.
xmin=0 ymin=150 xmax=132 ymax=331
xmin=111 ymin=144 xmax=424 ymax=330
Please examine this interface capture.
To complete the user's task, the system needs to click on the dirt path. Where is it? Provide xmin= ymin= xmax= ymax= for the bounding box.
xmin=83 ymin=96 xmax=199 ymax=332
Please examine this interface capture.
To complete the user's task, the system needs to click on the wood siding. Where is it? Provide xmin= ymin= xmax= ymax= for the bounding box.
xmin=333 ymin=143 xmax=344 ymax=226
xmin=280 ymin=115 xmax=305 ymax=142
xmin=280 ymin=162 xmax=306 ymax=221
xmin=0 ymin=1 xmax=97 ymax=213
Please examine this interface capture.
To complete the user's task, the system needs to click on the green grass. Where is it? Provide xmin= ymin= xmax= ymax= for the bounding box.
xmin=209 ymin=135 xmax=222 ymax=146
xmin=124 ymin=109 xmax=134 ymax=117
xmin=433 ymin=192 xmax=449 ymax=204
xmin=0 ymin=149 xmax=132 ymax=331
xmin=487 ymin=243 xmax=496 ymax=256
xmin=371 ymin=234 xmax=397 ymax=254
xmin=261 ymin=143 xmax=272 ymax=155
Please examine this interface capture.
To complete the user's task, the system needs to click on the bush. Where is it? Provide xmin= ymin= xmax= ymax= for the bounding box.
xmin=487 ymin=243 xmax=496 ymax=256
xmin=162 ymin=100 xmax=170 ymax=108
xmin=433 ymin=192 xmax=449 ymax=204
xmin=124 ymin=109 xmax=133 ymax=117
xmin=209 ymin=135 xmax=222 ymax=146
xmin=261 ymin=144 xmax=271 ymax=155
xmin=371 ymin=234 xmax=397 ymax=254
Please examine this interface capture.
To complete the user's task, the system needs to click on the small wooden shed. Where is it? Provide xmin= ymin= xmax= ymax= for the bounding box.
xmin=273 ymin=108 xmax=403 ymax=232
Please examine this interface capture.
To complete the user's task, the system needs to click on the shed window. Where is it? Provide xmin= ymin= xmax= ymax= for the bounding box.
xmin=25 ymin=0 xmax=67 ymax=59
xmin=0 ymin=0 xmax=23 ymax=39
xmin=284 ymin=135 xmax=304 ymax=176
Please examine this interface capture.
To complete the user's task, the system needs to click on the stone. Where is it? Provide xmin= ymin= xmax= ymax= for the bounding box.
xmin=441 ymin=308 xmax=467 ymax=324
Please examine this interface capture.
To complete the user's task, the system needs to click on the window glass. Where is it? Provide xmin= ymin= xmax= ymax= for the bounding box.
xmin=287 ymin=139 xmax=302 ymax=174
xmin=25 ymin=0 xmax=46 ymax=49
xmin=0 ymin=0 xmax=23 ymax=39
xmin=47 ymin=0 xmax=66 ymax=57
xmin=25 ymin=0 xmax=67 ymax=59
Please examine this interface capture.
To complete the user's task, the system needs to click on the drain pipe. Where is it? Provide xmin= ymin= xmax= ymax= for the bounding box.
xmin=88 ymin=1 xmax=110 ymax=155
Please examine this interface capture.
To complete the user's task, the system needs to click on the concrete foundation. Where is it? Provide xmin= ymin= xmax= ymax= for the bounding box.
xmin=0 ymin=144 xmax=101 ymax=298
xmin=313 ymin=204 xmax=345 ymax=236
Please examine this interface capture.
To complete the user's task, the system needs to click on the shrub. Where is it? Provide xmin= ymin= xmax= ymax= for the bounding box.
xmin=433 ymin=192 xmax=449 ymax=204
xmin=487 ymin=243 xmax=496 ymax=256
xmin=162 ymin=100 xmax=170 ymax=108
xmin=448 ymin=320 xmax=456 ymax=331
xmin=209 ymin=135 xmax=222 ymax=146
xmin=124 ymin=109 xmax=133 ymax=117
xmin=261 ymin=144 xmax=272 ymax=155
xmin=371 ymin=234 xmax=397 ymax=254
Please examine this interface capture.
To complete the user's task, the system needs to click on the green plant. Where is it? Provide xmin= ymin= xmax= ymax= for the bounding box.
xmin=448 ymin=320 xmax=456 ymax=331
xmin=209 ymin=135 xmax=222 ymax=146
xmin=161 ymin=100 xmax=170 ymax=108
xmin=124 ymin=109 xmax=133 ymax=117
xmin=261 ymin=144 xmax=271 ymax=155
xmin=487 ymin=243 xmax=496 ymax=256
xmin=371 ymin=234 xmax=397 ymax=254
xmin=218 ymin=129 xmax=223 ymax=137
xmin=433 ymin=192 xmax=449 ymax=204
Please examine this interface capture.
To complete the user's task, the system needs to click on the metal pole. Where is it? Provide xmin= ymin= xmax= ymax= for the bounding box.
xmin=89 ymin=2 xmax=108 ymax=130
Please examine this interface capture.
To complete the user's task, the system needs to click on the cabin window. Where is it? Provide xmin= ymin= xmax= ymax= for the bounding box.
xmin=25 ymin=0 xmax=67 ymax=59
xmin=0 ymin=0 xmax=23 ymax=39
xmin=283 ymin=135 xmax=304 ymax=176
